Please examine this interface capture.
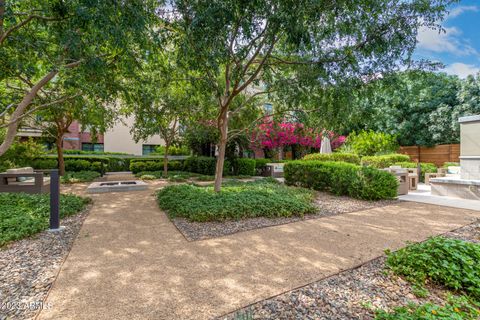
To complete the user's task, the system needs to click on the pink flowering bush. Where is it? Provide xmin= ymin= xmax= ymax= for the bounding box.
xmin=250 ymin=119 xmax=345 ymax=151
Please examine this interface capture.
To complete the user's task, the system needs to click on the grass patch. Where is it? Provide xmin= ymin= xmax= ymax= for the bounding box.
xmin=157 ymin=179 xmax=316 ymax=222
xmin=61 ymin=171 xmax=101 ymax=183
xmin=0 ymin=192 xmax=91 ymax=246
xmin=385 ymin=237 xmax=480 ymax=299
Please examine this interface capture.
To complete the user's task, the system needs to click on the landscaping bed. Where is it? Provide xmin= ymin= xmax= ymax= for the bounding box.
xmin=0 ymin=193 xmax=91 ymax=246
xmin=168 ymin=187 xmax=395 ymax=241
xmin=0 ymin=201 xmax=91 ymax=320
xmin=223 ymin=220 xmax=480 ymax=320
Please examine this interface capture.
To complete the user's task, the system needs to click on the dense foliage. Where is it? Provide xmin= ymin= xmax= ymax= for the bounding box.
xmin=302 ymin=153 xmax=360 ymax=164
xmin=0 ymin=193 xmax=90 ymax=246
xmin=157 ymin=179 xmax=316 ymax=222
xmin=250 ymin=120 xmax=345 ymax=150
xmin=361 ymin=154 xmax=411 ymax=168
xmin=284 ymin=161 xmax=398 ymax=200
xmin=342 ymin=71 xmax=480 ymax=146
xmin=232 ymin=158 xmax=256 ymax=176
xmin=385 ymin=237 xmax=480 ymax=300
xmin=183 ymin=156 xmax=231 ymax=176
xmin=340 ymin=131 xmax=399 ymax=156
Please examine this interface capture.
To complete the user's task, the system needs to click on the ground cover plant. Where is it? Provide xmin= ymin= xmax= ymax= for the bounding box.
xmin=385 ymin=237 xmax=480 ymax=300
xmin=157 ymin=179 xmax=316 ymax=222
xmin=0 ymin=193 xmax=91 ymax=246
xmin=61 ymin=171 xmax=101 ymax=184
xmin=375 ymin=295 xmax=480 ymax=320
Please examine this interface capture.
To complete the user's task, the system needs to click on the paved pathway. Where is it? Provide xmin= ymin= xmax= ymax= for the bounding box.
xmin=39 ymin=183 xmax=480 ymax=320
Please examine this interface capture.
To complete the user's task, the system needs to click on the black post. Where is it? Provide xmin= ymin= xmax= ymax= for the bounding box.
xmin=50 ymin=169 xmax=60 ymax=230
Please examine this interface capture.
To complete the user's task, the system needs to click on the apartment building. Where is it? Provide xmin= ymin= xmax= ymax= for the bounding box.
xmin=17 ymin=116 xmax=165 ymax=156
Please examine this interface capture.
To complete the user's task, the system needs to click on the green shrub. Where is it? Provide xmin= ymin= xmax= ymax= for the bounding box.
xmin=130 ymin=161 xmax=162 ymax=173
xmin=30 ymin=158 xmax=58 ymax=169
xmin=233 ymin=158 xmax=256 ymax=176
xmin=375 ymin=295 xmax=480 ymax=320
xmin=385 ymin=237 xmax=480 ymax=300
xmin=284 ymin=160 xmax=398 ymax=200
xmin=0 ymin=193 xmax=90 ymax=246
xmin=361 ymin=154 xmax=411 ymax=168
xmin=183 ymin=156 xmax=231 ymax=175
xmin=394 ymin=162 xmax=437 ymax=182
xmin=302 ymin=153 xmax=361 ymax=164
xmin=157 ymin=179 xmax=316 ymax=222
xmin=343 ymin=130 xmax=399 ymax=156
xmin=65 ymin=159 xmax=92 ymax=172
xmin=61 ymin=171 xmax=101 ymax=183
xmin=254 ymin=158 xmax=271 ymax=169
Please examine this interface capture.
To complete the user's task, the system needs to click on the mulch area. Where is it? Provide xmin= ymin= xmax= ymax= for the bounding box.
xmin=0 ymin=205 xmax=91 ymax=320
xmin=172 ymin=192 xmax=396 ymax=241
xmin=220 ymin=220 xmax=480 ymax=320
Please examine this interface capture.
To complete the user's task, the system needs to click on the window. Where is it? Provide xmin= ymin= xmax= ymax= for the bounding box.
xmin=264 ymin=103 xmax=273 ymax=114
xmin=142 ymin=144 xmax=159 ymax=156
xmin=82 ymin=143 xmax=104 ymax=152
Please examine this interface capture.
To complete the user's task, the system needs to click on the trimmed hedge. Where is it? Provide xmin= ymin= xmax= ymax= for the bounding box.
xmin=302 ymin=152 xmax=360 ymax=164
xmin=183 ymin=156 xmax=231 ymax=175
xmin=233 ymin=158 xmax=256 ymax=176
xmin=129 ymin=160 xmax=184 ymax=174
xmin=284 ymin=160 xmax=398 ymax=200
xmin=361 ymin=154 xmax=410 ymax=168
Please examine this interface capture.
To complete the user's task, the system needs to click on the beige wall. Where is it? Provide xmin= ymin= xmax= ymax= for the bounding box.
xmin=104 ymin=116 xmax=164 ymax=155
xmin=460 ymin=116 xmax=480 ymax=157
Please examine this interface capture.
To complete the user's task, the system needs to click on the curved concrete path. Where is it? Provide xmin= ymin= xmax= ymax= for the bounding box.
xmin=38 ymin=182 xmax=480 ymax=320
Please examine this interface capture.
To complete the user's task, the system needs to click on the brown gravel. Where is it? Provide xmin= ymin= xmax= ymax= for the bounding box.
xmin=172 ymin=191 xmax=396 ymax=241
xmin=221 ymin=219 xmax=480 ymax=320
xmin=0 ymin=205 xmax=91 ymax=320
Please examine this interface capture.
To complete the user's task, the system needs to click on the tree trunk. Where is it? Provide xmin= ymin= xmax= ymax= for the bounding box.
xmin=0 ymin=70 xmax=58 ymax=156
xmin=56 ymin=135 xmax=65 ymax=176
xmin=163 ymin=144 xmax=169 ymax=177
xmin=214 ymin=108 xmax=229 ymax=192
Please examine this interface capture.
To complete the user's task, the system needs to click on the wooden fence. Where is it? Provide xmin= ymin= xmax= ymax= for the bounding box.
xmin=398 ymin=144 xmax=460 ymax=167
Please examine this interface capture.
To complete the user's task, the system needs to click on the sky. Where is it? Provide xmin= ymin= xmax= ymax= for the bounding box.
xmin=414 ymin=0 xmax=480 ymax=78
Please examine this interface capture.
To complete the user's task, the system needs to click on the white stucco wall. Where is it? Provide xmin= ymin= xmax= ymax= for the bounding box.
xmin=104 ymin=116 xmax=164 ymax=155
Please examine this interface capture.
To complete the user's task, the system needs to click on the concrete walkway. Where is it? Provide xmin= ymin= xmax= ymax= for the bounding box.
xmin=39 ymin=183 xmax=480 ymax=320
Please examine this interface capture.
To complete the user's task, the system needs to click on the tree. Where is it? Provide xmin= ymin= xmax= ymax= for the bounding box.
xmin=125 ymin=52 xmax=204 ymax=176
xmin=166 ymin=0 xmax=452 ymax=192
xmin=0 ymin=0 xmax=158 ymax=156
xmin=33 ymin=95 xmax=115 ymax=175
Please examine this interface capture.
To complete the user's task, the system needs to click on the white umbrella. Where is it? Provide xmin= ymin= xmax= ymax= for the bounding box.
xmin=320 ymin=136 xmax=332 ymax=154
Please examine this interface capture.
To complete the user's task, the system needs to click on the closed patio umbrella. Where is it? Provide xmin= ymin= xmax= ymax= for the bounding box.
xmin=320 ymin=136 xmax=332 ymax=154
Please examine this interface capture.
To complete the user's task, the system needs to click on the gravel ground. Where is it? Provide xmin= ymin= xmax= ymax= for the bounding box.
xmin=173 ymin=192 xmax=396 ymax=241
xmin=221 ymin=220 xmax=480 ymax=320
xmin=0 ymin=206 xmax=91 ymax=320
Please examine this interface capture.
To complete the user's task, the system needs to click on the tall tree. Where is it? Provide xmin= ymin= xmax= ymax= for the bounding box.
xmin=0 ymin=0 xmax=158 ymax=155
xmin=165 ymin=0 xmax=453 ymax=192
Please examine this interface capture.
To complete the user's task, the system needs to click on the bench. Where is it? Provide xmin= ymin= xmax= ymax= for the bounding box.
xmin=0 ymin=167 xmax=51 ymax=194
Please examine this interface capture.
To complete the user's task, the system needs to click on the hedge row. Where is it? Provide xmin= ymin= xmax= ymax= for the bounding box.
xmin=30 ymin=158 xmax=105 ymax=173
xmin=284 ymin=160 xmax=398 ymax=200
xmin=302 ymin=153 xmax=360 ymax=164
xmin=361 ymin=154 xmax=411 ymax=168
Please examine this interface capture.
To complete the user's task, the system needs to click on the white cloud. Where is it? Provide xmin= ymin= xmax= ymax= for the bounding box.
xmin=417 ymin=26 xmax=479 ymax=57
xmin=444 ymin=62 xmax=480 ymax=78
xmin=448 ymin=5 xmax=479 ymax=18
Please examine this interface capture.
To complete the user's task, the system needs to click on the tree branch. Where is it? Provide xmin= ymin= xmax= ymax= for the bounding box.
xmin=0 ymin=14 xmax=58 ymax=45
